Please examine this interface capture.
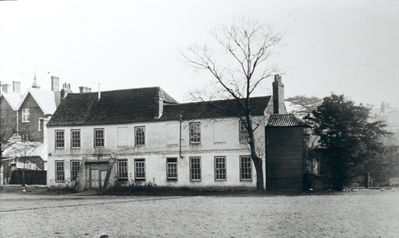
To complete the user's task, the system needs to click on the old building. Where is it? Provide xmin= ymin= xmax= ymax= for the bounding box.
xmin=45 ymin=76 xmax=308 ymax=191
xmin=0 ymin=76 xmax=71 ymax=185
xmin=0 ymin=81 xmax=23 ymax=139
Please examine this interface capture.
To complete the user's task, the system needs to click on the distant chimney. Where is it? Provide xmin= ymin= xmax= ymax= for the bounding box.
xmin=79 ymin=86 xmax=91 ymax=93
xmin=60 ymin=83 xmax=72 ymax=100
xmin=1 ymin=83 xmax=10 ymax=94
xmin=272 ymin=74 xmax=285 ymax=114
xmin=51 ymin=76 xmax=59 ymax=92
xmin=12 ymin=81 xmax=21 ymax=93
xmin=62 ymin=83 xmax=71 ymax=90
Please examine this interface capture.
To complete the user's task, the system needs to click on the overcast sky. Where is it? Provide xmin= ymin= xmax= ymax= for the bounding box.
xmin=0 ymin=0 xmax=398 ymax=107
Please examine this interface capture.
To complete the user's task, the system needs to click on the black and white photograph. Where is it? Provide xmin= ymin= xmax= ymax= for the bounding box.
xmin=0 ymin=0 xmax=398 ymax=237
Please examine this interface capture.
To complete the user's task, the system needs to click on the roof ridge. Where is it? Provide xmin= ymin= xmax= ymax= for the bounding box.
xmin=167 ymin=95 xmax=271 ymax=106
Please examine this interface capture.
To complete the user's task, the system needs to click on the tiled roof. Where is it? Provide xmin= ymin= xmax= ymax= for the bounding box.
xmin=161 ymin=97 xmax=271 ymax=121
xmin=47 ymin=87 xmax=271 ymax=127
xmin=267 ymin=114 xmax=308 ymax=128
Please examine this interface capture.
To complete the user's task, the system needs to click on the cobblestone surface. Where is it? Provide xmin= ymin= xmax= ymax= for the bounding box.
xmin=0 ymin=189 xmax=398 ymax=237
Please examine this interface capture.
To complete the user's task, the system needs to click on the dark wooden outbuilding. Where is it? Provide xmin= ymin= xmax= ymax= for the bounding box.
xmin=266 ymin=114 xmax=308 ymax=192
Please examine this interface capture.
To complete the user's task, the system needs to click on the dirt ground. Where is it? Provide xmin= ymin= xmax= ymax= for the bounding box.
xmin=0 ymin=189 xmax=398 ymax=238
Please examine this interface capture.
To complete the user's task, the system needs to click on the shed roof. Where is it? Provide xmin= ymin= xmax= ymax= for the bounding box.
xmin=267 ymin=114 xmax=308 ymax=128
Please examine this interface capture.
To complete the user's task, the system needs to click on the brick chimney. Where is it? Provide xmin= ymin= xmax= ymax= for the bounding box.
xmin=12 ymin=81 xmax=21 ymax=93
xmin=272 ymin=74 xmax=285 ymax=114
xmin=1 ymin=83 xmax=10 ymax=94
xmin=60 ymin=83 xmax=72 ymax=100
xmin=79 ymin=86 xmax=91 ymax=93
xmin=51 ymin=76 xmax=60 ymax=92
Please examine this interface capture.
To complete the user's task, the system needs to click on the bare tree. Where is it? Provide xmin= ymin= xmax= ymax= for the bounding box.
xmin=183 ymin=19 xmax=281 ymax=191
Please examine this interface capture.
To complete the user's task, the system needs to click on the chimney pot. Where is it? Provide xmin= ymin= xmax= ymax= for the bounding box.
xmin=79 ymin=86 xmax=91 ymax=93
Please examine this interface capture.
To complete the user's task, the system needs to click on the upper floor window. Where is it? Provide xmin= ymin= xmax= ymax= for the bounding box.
xmin=166 ymin=158 xmax=178 ymax=181
xmin=189 ymin=122 xmax=201 ymax=144
xmin=38 ymin=118 xmax=44 ymax=131
xmin=240 ymin=156 xmax=252 ymax=181
xmin=135 ymin=126 xmax=145 ymax=146
xmin=55 ymin=130 xmax=65 ymax=148
xmin=239 ymin=120 xmax=249 ymax=143
xmin=117 ymin=159 xmax=128 ymax=180
xmin=22 ymin=108 xmax=30 ymax=122
xmin=71 ymin=130 xmax=81 ymax=149
xmin=134 ymin=159 xmax=145 ymax=181
xmin=94 ymin=128 xmax=104 ymax=147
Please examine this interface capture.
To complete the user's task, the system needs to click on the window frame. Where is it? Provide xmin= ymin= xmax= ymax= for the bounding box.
xmin=55 ymin=160 xmax=65 ymax=183
xmin=166 ymin=157 xmax=178 ymax=181
xmin=134 ymin=126 xmax=145 ymax=147
xmin=70 ymin=160 xmax=81 ymax=181
xmin=117 ymin=159 xmax=128 ymax=180
xmin=71 ymin=129 xmax=81 ymax=149
xmin=214 ymin=156 xmax=227 ymax=181
xmin=239 ymin=155 xmax=252 ymax=181
xmin=55 ymin=130 xmax=65 ymax=149
xmin=189 ymin=156 xmax=201 ymax=182
xmin=94 ymin=128 xmax=105 ymax=148
xmin=22 ymin=108 xmax=30 ymax=123
xmin=189 ymin=122 xmax=201 ymax=144
xmin=134 ymin=158 xmax=146 ymax=181
xmin=239 ymin=120 xmax=249 ymax=144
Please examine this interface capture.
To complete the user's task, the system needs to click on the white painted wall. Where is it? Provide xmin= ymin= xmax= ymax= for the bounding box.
xmin=47 ymin=116 xmax=267 ymax=187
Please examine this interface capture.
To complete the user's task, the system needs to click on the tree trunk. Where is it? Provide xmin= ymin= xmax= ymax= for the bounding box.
xmin=253 ymin=157 xmax=264 ymax=191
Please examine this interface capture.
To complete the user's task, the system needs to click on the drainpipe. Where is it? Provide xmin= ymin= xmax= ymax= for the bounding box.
xmin=179 ymin=115 xmax=183 ymax=159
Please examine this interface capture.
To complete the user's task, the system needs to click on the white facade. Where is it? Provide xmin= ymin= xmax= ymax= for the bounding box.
xmin=47 ymin=116 xmax=267 ymax=188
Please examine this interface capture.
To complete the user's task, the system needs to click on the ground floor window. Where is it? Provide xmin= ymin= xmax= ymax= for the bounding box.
xmin=70 ymin=160 xmax=80 ymax=181
xmin=166 ymin=158 xmax=177 ymax=181
xmin=55 ymin=161 xmax=64 ymax=182
xmin=215 ymin=156 xmax=226 ymax=181
xmin=117 ymin=160 xmax=128 ymax=180
xmin=190 ymin=157 xmax=201 ymax=181
xmin=240 ymin=156 xmax=252 ymax=181
xmin=134 ymin=159 xmax=145 ymax=181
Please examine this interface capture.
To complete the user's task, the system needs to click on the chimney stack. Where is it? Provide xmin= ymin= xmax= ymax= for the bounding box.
xmin=51 ymin=76 xmax=60 ymax=92
xmin=1 ymin=83 xmax=10 ymax=94
xmin=12 ymin=81 xmax=21 ymax=93
xmin=60 ymin=83 xmax=72 ymax=99
xmin=79 ymin=86 xmax=91 ymax=93
xmin=272 ymin=74 xmax=285 ymax=114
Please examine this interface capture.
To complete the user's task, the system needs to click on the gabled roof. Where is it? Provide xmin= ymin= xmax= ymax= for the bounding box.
xmin=47 ymin=87 xmax=271 ymax=127
xmin=47 ymin=87 xmax=176 ymax=126
xmin=18 ymin=88 xmax=57 ymax=115
xmin=1 ymin=93 xmax=24 ymax=110
xmin=161 ymin=97 xmax=271 ymax=121
xmin=267 ymin=114 xmax=309 ymax=128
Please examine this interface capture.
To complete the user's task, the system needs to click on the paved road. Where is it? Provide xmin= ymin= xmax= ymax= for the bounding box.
xmin=0 ymin=189 xmax=398 ymax=237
